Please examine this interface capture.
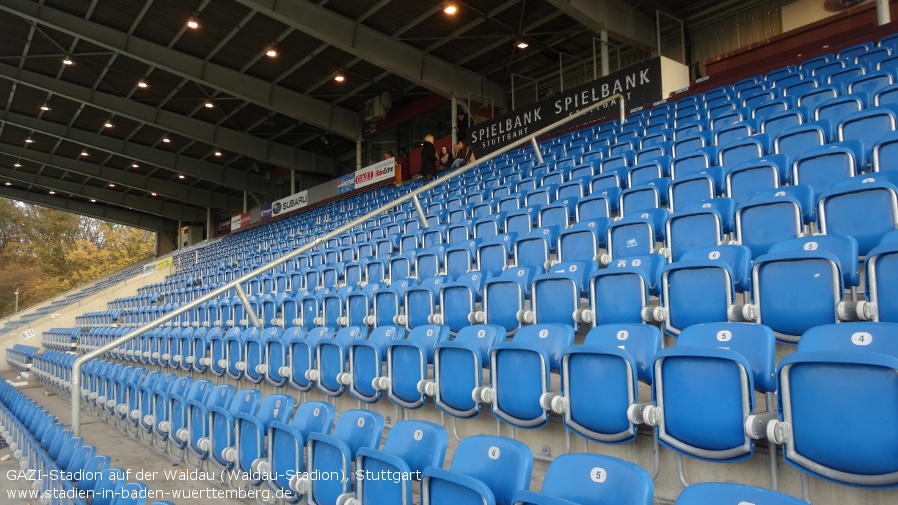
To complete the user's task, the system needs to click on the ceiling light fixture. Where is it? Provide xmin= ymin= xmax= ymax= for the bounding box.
xmin=178 ymin=174 xmax=186 ymax=179
xmin=162 ymin=137 xmax=171 ymax=143
xmin=90 ymin=198 xmax=96 ymax=202
xmin=14 ymin=162 xmax=21 ymax=168
xmin=104 ymin=120 xmax=114 ymax=128
xmin=108 ymin=183 xmax=115 ymax=188
xmin=40 ymin=103 xmax=50 ymax=111
xmin=187 ymin=15 xmax=199 ymax=29
xmin=25 ymin=138 xmax=33 ymax=144
xmin=443 ymin=3 xmax=458 ymax=15
xmin=214 ymin=150 xmax=222 ymax=157
xmin=334 ymin=70 xmax=346 ymax=83
xmin=4 ymin=181 xmax=10 ymax=186
xmin=131 ymin=162 xmax=139 ymax=168
xmin=204 ymin=101 xmax=214 ymax=108
xmin=81 ymin=150 xmax=89 ymax=157
xmin=516 ymin=40 xmax=529 ymax=49
xmin=49 ymin=190 xmax=55 ymax=195
xmin=150 ymin=192 xmax=157 ymax=196
xmin=266 ymin=44 xmax=278 ymax=58
xmin=137 ymin=78 xmax=148 ymax=89
xmin=62 ymin=56 xmax=73 ymax=65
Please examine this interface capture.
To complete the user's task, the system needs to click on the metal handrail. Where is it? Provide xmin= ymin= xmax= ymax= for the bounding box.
xmin=70 ymin=93 xmax=626 ymax=436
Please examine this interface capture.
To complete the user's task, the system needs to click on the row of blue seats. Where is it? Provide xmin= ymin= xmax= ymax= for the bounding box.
xmin=41 ymin=319 xmax=898 ymax=490
xmin=5 ymin=344 xmax=38 ymax=372
xmin=0 ymin=379 xmax=168 ymax=505
xmin=42 ymin=328 xmax=81 ymax=352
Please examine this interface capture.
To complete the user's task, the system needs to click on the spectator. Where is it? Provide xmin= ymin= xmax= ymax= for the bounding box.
xmin=383 ymin=151 xmax=393 ymax=159
xmin=420 ymin=134 xmax=438 ymax=182
xmin=439 ymin=146 xmax=451 ymax=171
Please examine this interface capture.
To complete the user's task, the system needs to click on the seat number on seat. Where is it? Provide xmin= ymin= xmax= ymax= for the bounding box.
xmin=851 ymin=332 xmax=872 ymax=346
xmin=617 ymin=330 xmax=629 ymax=341
xmin=414 ymin=429 xmax=423 ymax=441
xmin=488 ymin=446 xmax=500 ymax=459
xmin=717 ymin=330 xmax=733 ymax=342
xmin=590 ymin=467 xmax=607 ymax=483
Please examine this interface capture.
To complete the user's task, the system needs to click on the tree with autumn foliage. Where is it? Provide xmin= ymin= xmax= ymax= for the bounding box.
xmin=0 ymin=199 xmax=155 ymax=316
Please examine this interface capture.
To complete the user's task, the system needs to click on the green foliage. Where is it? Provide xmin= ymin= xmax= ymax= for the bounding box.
xmin=0 ymin=199 xmax=155 ymax=316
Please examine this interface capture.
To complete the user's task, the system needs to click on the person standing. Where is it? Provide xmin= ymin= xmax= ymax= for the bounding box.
xmin=421 ymin=134 xmax=438 ymax=182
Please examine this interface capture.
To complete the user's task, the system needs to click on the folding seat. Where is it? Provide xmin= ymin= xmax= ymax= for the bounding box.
xmin=759 ymin=322 xmax=898 ymax=488
xmin=311 ymin=326 xmax=368 ymax=397
xmin=146 ymin=375 xmax=192 ymax=450
xmin=675 ymin=482 xmax=811 ymax=505
xmin=512 ymin=453 xmax=652 ymax=505
xmin=537 ymin=199 xmax=576 ymax=229
xmin=773 ymin=120 xmax=833 ymax=166
xmin=760 ymin=106 xmax=809 ymax=139
xmin=814 ymin=94 xmax=866 ymax=125
xmin=818 ymin=176 xmax=898 ymax=255
xmin=733 ymin=237 xmax=853 ymax=343
xmin=444 ymin=239 xmax=482 ymax=278
xmin=576 ymin=189 xmax=620 ymax=221
xmin=628 ymin=322 xmax=775 ymax=463
xmin=718 ymin=134 xmax=772 ymax=169
xmin=714 ymin=120 xmax=757 ymax=146
xmin=812 ymin=59 xmax=847 ymax=81
xmin=283 ymin=327 xmax=334 ymax=392
xmin=670 ymin=146 xmax=718 ymax=179
xmin=292 ymin=410 xmax=384 ymax=505
xmin=161 ymin=379 xmax=212 ymax=459
xmin=792 ymin=141 xmax=864 ymax=195
xmin=475 ymin=323 xmax=574 ymax=428
xmin=620 ymin=179 xmax=670 ymax=216
xmin=545 ymin=324 xmax=661 ymax=443
xmin=828 ymin=65 xmax=866 ymax=89
xmin=743 ymin=90 xmax=777 ymax=110
xmin=395 ymin=275 xmax=451 ymax=330
xmin=865 ymin=241 xmax=898 ymax=322
xmin=554 ymin=219 xmax=609 ymax=265
xmin=572 ymin=254 xmax=665 ymax=327
xmin=366 ymin=279 xmax=415 ymax=328
xmin=754 ymin=97 xmax=797 ymax=122
xmin=388 ymin=253 xmax=415 ymax=282
xmin=350 ymin=420 xmax=448 ymax=505
xmin=838 ymin=42 xmax=874 ymax=62
xmin=650 ymin=245 xmax=751 ymax=336
xmin=504 ymin=206 xmax=541 ymax=236
xmin=603 ymin=209 xmax=668 ymax=263
xmin=180 ymin=384 xmax=236 ymax=468
xmin=371 ymin=324 xmax=449 ymax=409
xmin=662 ymin=202 xmax=732 ymax=262
xmin=667 ymin=173 xmax=717 ymax=212
xmin=429 ymin=272 xmax=490 ymax=334
xmin=850 ymin=70 xmax=895 ymax=97
xmin=199 ymin=389 xmax=265 ymax=471
xmin=599 ymin=152 xmax=633 ymax=174
xmin=838 ymin=105 xmax=898 ymax=159
xmin=670 ymin=130 xmax=712 ymax=158
xmin=263 ymin=401 xmax=336 ymax=501
xmin=516 ymin=261 xmax=595 ymax=331
xmin=222 ymin=394 xmax=295 ymax=487
xmin=513 ymin=226 xmax=560 ymax=271
xmin=468 ymin=267 xmax=538 ymax=336
xmin=858 ymin=45 xmax=893 ymax=69
xmin=734 ymin=186 xmax=814 ymax=258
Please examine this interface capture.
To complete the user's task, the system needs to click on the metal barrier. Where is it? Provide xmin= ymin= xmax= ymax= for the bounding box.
xmin=70 ymin=93 xmax=626 ymax=436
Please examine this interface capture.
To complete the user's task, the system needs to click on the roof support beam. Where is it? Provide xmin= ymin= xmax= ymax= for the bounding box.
xmin=0 ymin=163 xmax=206 ymax=222
xmin=0 ymin=63 xmax=334 ymax=175
xmin=0 ymin=108 xmax=267 ymax=197
xmin=0 ymin=185 xmax=172 ymax=232
xmin=0 ymin=141 xmax=244 ymax=211
xmin=232 ymin=0 xmax=508 ymax=108
xmin=544 ymin=0 xmax=657 ymax=52
xmin=0 ymin=0 xmax=362 ymax=140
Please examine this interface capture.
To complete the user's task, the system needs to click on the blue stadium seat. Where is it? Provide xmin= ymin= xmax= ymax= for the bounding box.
xmin=773 ymin=120 xmax=833 ymax=166
xmin=663 ymin=202 xmax=732 ymax=262
xmin=574 ymin=254 xmax=665 ymax=327
xmin=631 ymin=323 xmax=776 ymax=462
xmin=422 ymin=435 xmax=533 ymax=505
xmin=293 ymin=410 xmax=385 ymax=505
xmin=718 ymin=134 xmax=771 ymax=168
xmin=818 ymin=177 xmax=898 ymax=255
xmin=353 ymin=421 xmax=448 ymax=505
xmin=734 ymin=188 xmax=812 ymax=258
xmin=511 ymin=453 xmax=652 ymax=505
xmin=865 ymin=242 xmax=898 ymax=322
xmin=471 ymin=267 xmax=537 ymax=336
xmin=603 ymin=209 xmax=668 ymax=263
xmin=378 ymin=325 xmax=450 ymax=409
xmin=313 ymin=326 xmax=368 ymax=397
xmin=518 ymin=261 xmax=596 ymax=331
xmin=764 ymin=323 xmax=898 ymax=488
xmin=675 ymin=482 xmax=811 ymax=505
xmin=725 ymin=155 xmax=791 ymax=203
xmin=228 ymin=394 xmax=294 ymax=484
xmin=550 ymin=324 xmax=661 ymax=444
xmin=838 ymin=105 xmax=898 ymax=160
xmin=341 ymin=325 xmax=405 ymax=404
xmin=792 ymin=141 xmax=864 ymax=195
xmin=481 ymin=324 xmax=574 ymax=428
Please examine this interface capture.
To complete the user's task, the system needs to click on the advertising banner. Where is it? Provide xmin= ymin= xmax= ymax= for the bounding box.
xmin=469 ymin=57 xmax=664 ymax=157
xmin=272 ymin=190 xmax=309 ymax=217
xmin=355 ymin=158 xmax=395 ymax=190
xmin=230 ymin=214 xmax=242 ymax=232
xmin=240 ymin=212 xmax=251 ymax=228
xmin=337 ymin=173 xmax=355 ymax=195
xmin=260 ymin=203 xmax=272 ymax=221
